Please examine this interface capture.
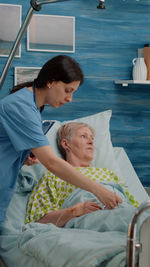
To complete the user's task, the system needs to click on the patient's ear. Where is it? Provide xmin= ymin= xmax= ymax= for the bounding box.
xmin=61 ymin=139 xmax=70 ymax=151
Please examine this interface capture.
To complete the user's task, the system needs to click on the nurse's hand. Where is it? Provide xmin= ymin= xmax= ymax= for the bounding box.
xmin=95 ymin=185 xmax=122 ymax=209
xmin=24 ymin=154 xmax=39 ymax=166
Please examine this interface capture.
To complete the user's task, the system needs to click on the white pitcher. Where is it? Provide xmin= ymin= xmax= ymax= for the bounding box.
xmin=132 ymin=57 xmax=147 ymax=80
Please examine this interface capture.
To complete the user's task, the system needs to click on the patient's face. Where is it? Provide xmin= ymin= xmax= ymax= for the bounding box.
xmin=66 ymin=126 xmax=94 ymax=164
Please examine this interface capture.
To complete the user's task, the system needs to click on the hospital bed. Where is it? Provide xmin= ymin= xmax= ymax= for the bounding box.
xmin=0 ymin=110 xmax=150 ymax=267
xmin=0 ymin=0 xmax=149 ymax=265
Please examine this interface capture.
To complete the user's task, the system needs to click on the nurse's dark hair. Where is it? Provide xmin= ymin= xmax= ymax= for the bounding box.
xmin=10 ymin=55 xmax=84 ymax=112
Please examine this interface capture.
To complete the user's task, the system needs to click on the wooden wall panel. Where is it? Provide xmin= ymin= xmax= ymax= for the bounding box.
xmin=0 ymin=0 xmax=150 ymax=185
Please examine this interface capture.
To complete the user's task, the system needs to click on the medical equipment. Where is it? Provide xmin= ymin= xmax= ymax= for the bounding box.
xmin=127 ymin=200 xmax=150 ymax=267
xmin=30 ymin=120 xmax=54 ymax=158
xmin=0 ymin=0 xmax=70 ymax=90
xmin=97 ymin=0 xmax=106 ymax=9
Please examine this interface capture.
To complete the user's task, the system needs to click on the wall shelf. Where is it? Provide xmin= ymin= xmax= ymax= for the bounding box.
xmin=115 ymin=80 xmax=150 ymax=87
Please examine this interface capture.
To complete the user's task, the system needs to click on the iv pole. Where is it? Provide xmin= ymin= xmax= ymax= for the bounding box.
xmin=0 ymin=0 xmax=70 ymax=90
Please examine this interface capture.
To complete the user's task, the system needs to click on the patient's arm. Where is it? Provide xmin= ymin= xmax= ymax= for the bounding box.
xmin=37 ymin=201 xmax=101 ymax=227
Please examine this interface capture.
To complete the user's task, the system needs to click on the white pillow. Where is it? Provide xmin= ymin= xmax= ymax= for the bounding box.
xmin=46 ymin=110 xmax=122 ymax=177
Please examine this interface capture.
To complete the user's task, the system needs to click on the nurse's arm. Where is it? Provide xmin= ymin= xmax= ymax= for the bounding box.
xmin=31 ymin=145 xmax=99 ymax=192
xmin=31 ymin=145 xmax=122 ymax=208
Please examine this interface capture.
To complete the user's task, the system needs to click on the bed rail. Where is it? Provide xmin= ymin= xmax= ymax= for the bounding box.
xmin=126 ymin=200 xmax=150 ymax=267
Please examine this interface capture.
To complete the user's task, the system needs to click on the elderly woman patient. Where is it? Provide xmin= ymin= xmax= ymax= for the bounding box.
xmin=25 ymin=122 xmax=139 ymax=227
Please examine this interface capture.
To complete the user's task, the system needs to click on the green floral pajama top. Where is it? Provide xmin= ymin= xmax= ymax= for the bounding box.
xmin=25 ymin=167 xmax=139 ymax=224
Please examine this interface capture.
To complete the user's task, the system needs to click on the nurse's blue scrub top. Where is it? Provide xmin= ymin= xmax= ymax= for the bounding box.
xmin=0 ymin=87 xmax=49 ymax=223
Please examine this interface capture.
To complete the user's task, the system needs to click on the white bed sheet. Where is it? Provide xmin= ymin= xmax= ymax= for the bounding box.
xmin=114 ymin=147 xmax=149 ymax=204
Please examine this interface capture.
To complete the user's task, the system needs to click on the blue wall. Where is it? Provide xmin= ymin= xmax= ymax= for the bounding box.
xmin=0 ymin=0 xmax=150 ymax=186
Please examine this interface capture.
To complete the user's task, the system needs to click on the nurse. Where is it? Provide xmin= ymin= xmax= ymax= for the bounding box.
xmin=0 ymin=55 xmax=121 ymax=223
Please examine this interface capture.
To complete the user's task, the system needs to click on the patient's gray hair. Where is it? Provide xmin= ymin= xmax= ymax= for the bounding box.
xmin=57 ymin=122 xmax=95 ymax=160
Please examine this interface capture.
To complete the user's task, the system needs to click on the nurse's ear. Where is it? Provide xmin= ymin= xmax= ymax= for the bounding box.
xmin=47 ymin=83 xmax=52 ymax=89
xmin=46 ymin=82 xmax=54 ymax=89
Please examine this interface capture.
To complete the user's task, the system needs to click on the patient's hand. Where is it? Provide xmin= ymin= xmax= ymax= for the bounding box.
xmin=96 ymin=185 xmax=122 ymax=209
xmin=69 ymin=201 xmax=102 ymax=217
xmin=37 ymin=203 xmax=101 ymax=227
